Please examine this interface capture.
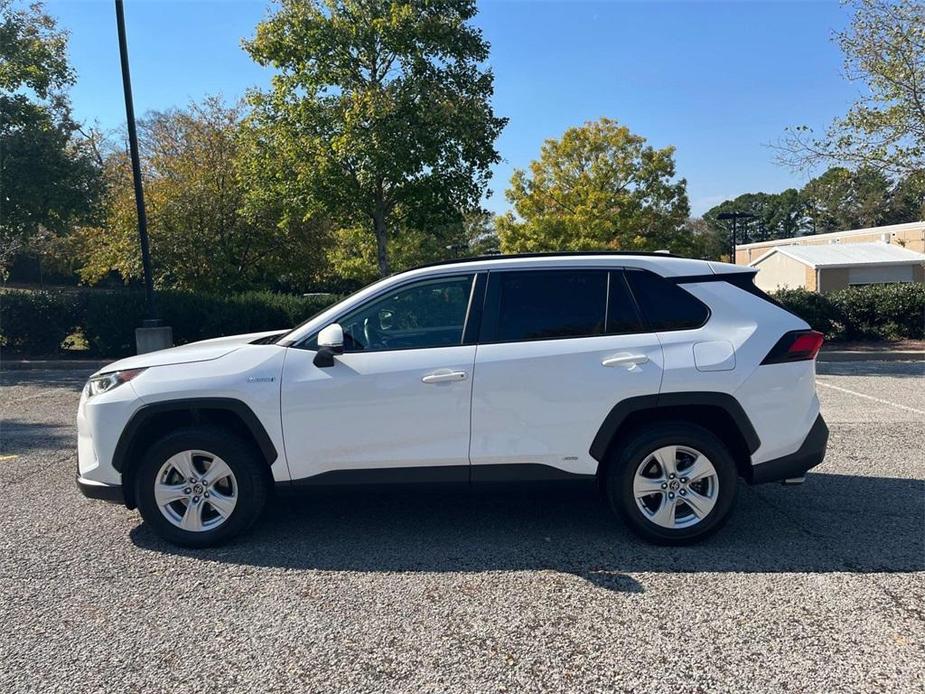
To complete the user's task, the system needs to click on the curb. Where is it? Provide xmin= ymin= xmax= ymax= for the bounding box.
xmin=816 ymin=350 xmax=923 ymax=363
xmin=1 ymin=360 xmax=108 ymax=371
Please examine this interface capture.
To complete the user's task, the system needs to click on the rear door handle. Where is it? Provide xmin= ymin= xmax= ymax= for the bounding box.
xmin=422 ymin=370 xmax=468 ymax=384
xmin=602 ymin=353 xmax=649 ymax=368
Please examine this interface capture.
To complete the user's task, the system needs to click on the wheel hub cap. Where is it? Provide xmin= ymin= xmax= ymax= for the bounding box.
xmin=153 ymin=450 xmax=238 ymax=533
xmin=632 ymin=445 xmax=719 ymax=530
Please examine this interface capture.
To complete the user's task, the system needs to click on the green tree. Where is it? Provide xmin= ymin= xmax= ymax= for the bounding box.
xmin=80 ymin=99 xmax=329 ymax=291
xmin=778 ymin=0 xmax=925 ymax=176
xmin=801 ymin=166 xmax=894 ymax=232
xmin=704 ymin=189 xmax=810 ymax=246
xmin=497 ymin=118 xmax=690 ymax=253
xmin=243 ymin=0 xmax=507 ymax=278
xmin=680 ymin=217 xmax=727 ymax=261
xmin=462 ymin=209 xmax=499 ymax=256
xmin=318 ymin=208 xmax=477 ymax=286
xmin=0 ymin=0 xmax=102 ymax=270
xmin=885 ymin=171 xmax=925 ymax=223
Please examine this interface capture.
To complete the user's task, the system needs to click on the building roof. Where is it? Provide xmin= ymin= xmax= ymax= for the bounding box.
xmin=750 ymin=242 xmax=925 ymax=269
xmin=736 ymin=221 xmax=925 ymax=251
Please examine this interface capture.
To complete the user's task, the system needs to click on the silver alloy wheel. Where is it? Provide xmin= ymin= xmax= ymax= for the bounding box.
xmin=632 ymin=445 xmax=719 ymax=529
xmin=154 ymin=450 xmax=238 ymax=532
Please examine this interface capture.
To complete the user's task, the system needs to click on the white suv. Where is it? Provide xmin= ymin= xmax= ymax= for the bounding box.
xmin=77 ymin=253 xmax=828 ymax=546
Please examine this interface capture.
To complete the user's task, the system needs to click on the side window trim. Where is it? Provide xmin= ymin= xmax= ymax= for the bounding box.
xmin=298 ymin=272 xmax=478 ymax=352
xmin=478 ymin=270 xmax=501 ymax=343
xmin=607 ymin=270 xmax=648 ymax=335
xmin=462 ymin=272 xmax=487 ymax=345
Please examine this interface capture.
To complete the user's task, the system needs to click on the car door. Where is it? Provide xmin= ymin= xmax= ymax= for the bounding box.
xmin=469 ymin=269 xmax=664 ymax=479
xmin=281 ymin=273 xmax=480 ymax=482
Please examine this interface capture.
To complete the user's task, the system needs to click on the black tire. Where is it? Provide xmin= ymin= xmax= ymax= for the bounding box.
xmin=604 ymin=421 xmax=738 ymax=545
xmin=135 ymin=426 xmax=270 ymax=548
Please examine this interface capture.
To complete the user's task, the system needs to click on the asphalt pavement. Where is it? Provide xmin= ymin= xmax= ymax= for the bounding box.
xmin=0 ymin=360 xmax=922 ymax=693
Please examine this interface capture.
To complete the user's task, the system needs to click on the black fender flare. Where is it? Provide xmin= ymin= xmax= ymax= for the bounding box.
xmin=589 ymin=391 xmax=761 ymax=462
xmin=111 ymin=397 xmax=278 ymax=473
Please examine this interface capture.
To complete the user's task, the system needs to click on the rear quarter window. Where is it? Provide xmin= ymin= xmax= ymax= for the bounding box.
xmin=625 ymin=269 xmax=710 ymax=331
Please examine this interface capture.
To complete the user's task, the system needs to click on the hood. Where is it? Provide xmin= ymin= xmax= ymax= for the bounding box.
xmin=94 ymin=330 xmax=287 ymax=374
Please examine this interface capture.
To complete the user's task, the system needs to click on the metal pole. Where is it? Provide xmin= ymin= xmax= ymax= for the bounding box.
xmin=115 ymin=0 xmax=157 ymax=323
xmin=731 ymin=216 xmax=737 ymax=262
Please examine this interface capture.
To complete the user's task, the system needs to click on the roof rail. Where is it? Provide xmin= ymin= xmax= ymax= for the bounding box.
xmin=411 ymin=250 xmax=682 ymax=271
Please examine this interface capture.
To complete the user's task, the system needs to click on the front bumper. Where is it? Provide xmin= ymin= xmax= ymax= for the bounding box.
xmin=747 ymin=414 xmax=828 ymax=484
xmin=76 ymin=475 xmax=124 ymax=504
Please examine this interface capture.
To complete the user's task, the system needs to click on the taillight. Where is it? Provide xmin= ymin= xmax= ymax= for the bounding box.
xmin=761 ymin=330 xmax=824 ymax=365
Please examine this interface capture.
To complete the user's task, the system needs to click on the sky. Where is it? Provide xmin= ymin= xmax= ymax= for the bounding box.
xmin=45 ymin=0 xmax=858 ymax=216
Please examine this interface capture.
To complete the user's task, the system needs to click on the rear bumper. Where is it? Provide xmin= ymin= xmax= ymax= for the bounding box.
xmin=747 ymin=414 xmax=828 ymax=484
xmin=76 ymin=475 xmax=124 ymax=504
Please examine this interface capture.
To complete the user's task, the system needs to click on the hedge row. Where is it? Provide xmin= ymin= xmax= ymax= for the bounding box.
xmin=772 ymin=284 xmax=924 ymax=341
xmin=0 ymin=289 xmax=340 ymax=357
xmin=1 ymin=283 xmax=922 ymax=358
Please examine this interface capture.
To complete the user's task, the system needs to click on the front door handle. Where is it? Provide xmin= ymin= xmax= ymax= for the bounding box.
xmin=602 ymin=353 xmax=650 ymax=368
xmin=422 ymin=370 xmax=467 ymax=384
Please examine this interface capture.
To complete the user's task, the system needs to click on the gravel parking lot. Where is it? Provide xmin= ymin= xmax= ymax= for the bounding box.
xmin=1 ymin=361 xmax=923 ymax=693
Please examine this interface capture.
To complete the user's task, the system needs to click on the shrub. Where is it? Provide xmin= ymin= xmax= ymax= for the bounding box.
xmin=772 ymin=288 xmax=842 ymax=339
xmin=1 ymin=288 xmax=341 ymax=358
xmin=81 ymin=291 xmax=148 ymax=357
xmin=0 ymin=290 xmax=83 ymax=354
xmin=83 ymin=290 xmax=340 ymax=357
xmin=828 ymin=283 xmax=925 ymax=341
xmin=773 ymin=283 xmax=924 ymax=341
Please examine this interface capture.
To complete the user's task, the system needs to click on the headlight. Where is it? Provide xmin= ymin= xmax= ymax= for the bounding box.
xmin=85 ymin=369 xmax=146 ymax=398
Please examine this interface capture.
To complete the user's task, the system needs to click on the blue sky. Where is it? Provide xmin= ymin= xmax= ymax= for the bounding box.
xmin=47 ymin=0 xmax=857 ymax=216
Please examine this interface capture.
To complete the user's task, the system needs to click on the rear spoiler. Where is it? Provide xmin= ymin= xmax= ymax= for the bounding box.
xmin=669 ymin=270 xmax=786 ymax=308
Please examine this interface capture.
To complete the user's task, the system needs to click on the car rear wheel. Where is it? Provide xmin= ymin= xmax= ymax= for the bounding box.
xmin=135 ymin=427 xmax=269 ymax=547
xmin=605 ymin=422 xmax=738 ymax=544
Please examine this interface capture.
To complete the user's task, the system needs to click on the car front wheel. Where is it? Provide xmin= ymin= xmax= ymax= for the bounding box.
xmin=606 ymin=422 xmax=738 ymax=544
xmin=135 ymin=426 xmax=269 ymax=547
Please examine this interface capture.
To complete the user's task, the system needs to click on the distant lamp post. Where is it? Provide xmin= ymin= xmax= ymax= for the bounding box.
xmin=717 ymin=211 xmax=756 ymax=263
xmin=115 ymin=0 xmax=172 ymax=353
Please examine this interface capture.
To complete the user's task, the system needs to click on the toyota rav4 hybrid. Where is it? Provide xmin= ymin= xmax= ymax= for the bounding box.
xmin=77 ymin=253 xmax=828 ymax=546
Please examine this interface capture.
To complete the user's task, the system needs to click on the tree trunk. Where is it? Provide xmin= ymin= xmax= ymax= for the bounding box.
xmin=373 ymin=207 xmax=390 ymax=277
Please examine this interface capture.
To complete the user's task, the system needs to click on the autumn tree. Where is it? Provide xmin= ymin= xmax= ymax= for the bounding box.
xmin=777 ymin=0 xmax=925 ymax=176
xmin=497 ymin=118 xmax=690 ymax=253
xmin=80 ymin=99 xmax=329 ymax=291
xmin=243 ymin=0 xmax=507 ymax=278
xmin=0 ymin=0 xmax=102 ymax=270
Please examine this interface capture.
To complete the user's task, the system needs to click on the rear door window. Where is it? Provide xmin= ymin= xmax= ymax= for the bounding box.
xmin=482 ymin=270 xmax=608 ymax=342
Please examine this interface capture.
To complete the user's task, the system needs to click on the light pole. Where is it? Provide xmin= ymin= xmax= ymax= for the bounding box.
xmin=115 ymin=0 xmax=172 ymax=352
xmin=717 ymin=211 xmax=755 ymax=263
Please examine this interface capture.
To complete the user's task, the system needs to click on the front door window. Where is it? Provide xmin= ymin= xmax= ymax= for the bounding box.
xmin=336 ymin=275 xmax=474 ymax=352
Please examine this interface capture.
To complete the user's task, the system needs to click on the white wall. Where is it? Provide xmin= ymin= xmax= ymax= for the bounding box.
xmin=752 ymin=252 xmax=807 ymax=292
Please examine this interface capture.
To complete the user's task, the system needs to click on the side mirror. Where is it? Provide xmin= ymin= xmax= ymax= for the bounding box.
xmin=313 ymin=323 xmax=344 ymax=368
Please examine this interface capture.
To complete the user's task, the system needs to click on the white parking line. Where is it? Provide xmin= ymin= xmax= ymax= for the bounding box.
xmin=816 ymin=380 xmax=925 ymax=416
